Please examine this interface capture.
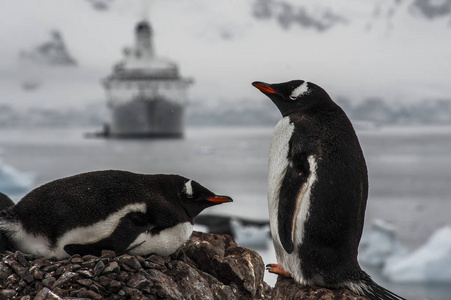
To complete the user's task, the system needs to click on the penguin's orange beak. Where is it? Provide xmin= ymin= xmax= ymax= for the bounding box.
xmin=206 ymin=195 xmax=233 ymax=204
xmin=252 ymin=81 xmax=276 ymax=94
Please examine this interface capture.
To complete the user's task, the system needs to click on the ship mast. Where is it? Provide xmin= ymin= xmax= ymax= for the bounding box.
xmin=135 ymin=0 xmax=154 ymax=58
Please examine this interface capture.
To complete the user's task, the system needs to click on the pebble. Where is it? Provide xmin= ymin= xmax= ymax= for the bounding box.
xmin=77 ymin=279 xmax=92 ymax=287
xmin=52 ymin=271 xmax=78 ymax=289
xmin=118 ymin=255 xmax=142 ymax=272
xmin=103 ymin=261 xmax=120 ymax=274
xmin=101 ymin=250 xmax=116 ymax=259
xmin=77 ymin=269 xmax=94 ymax=278
xmin=42 ymin=276 xmax=56 ymax=288
xmin=76 ymin=289 xmax=103 ymax=300
xmin=93 ymin=260 xmax=105 ymax=277
xmin=1 ymin=289 xmax=17 ymax=298
xmin=69 ymin=255 xmax=84 ymax=264
xmin=14 ymin=251 xmax=29 ymax=267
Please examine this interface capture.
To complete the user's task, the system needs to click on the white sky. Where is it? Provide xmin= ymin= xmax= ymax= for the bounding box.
xmin=0 ymin=0 xmax=450 ymax=110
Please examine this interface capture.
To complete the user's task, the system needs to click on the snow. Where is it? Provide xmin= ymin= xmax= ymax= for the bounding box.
xmin=0 ymin=159 xmax=35 ymax=197
xmin=382 ymin=226 xmax=451 ymax=283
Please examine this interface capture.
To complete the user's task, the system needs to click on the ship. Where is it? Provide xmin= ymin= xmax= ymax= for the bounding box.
xmin=102 ymin=20 xmax=192 ymax=138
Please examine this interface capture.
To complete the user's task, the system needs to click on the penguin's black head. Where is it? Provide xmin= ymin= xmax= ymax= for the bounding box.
xmin=0 ymin=192 xmax=15 ymax=211
xmin=179 ymin=178 xmax=233 ymax=219
xmin=252 ymin=80 xmax=333 ymax=117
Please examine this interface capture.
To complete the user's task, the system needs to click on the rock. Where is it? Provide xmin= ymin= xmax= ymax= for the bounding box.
xmin=77 ymin=269 xmax=94 ymax=278
xmin=42 ymin=276 xmax=56 ymax=288
xmin=108 ymin=279 xmax=122 ymax=293
xmin=118 ymin=255 xmax=142 ymax=272
xmin=127 ymin=272 xmax=152 ymax=290
xmin=52 ymin=271 xmax=78 ymax=289
xmin=30 ymin=265 xmax=44 ymax=280
xmin=1 ymin=289 xmax=17 ymax=298
xmin=103 ymin=261 xmax=120 ymax=274
xmin=272 ymin=276 xmax=370 ymax=300
xmin=69 ymin=255 xmax=84 ymax=264
xmin=174 ymin=231 xmax=270 ymax=299
xmin=98 ymin=275 xmax=112 ymax=287
xmin=76 ymin=278 xmax=92 ymax=287
xmin=0 ymin=231 xmax=370 ymax=299
xmin=34 ymin=287 xmax=63 ymax=300
xmin=76 ymin=289 xmax=102 ymax=300
xmin=14 ymin=251 xmax=29 ymax=267
xmin=101 ymin=250 xmax=117 ymax=259
xmin=92 ymin=260 xmax=106 ymax=277
xmin=0 ymin=262 xmax=12 ymax=281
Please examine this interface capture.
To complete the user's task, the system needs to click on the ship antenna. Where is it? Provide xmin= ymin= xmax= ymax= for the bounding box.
xmin=142 ymin=0 xmax=153 ymax=21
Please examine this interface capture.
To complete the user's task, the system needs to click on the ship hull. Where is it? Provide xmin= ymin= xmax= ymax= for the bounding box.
xmin=107 ymin=99 xmax=184 ymax=138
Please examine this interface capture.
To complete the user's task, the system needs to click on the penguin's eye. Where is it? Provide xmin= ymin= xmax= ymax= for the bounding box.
xmin=289 ymin=95 xmax=297 ymax=100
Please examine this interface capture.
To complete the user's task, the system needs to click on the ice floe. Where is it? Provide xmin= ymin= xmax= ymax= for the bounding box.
xmin=360 ymin=219 xmax=451 ymax=283
xmin=382 ymin=226 xmax=451 ymax=283
xmin=0 ymin=159 xmax=35 ymax=196
xmin=231 ymin=218 xmax=270 ymax=249
xmin=359 ymin=219 xmax=407 ymax=267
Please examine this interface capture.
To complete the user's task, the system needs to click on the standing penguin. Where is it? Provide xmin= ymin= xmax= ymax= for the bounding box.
xmin=252 ymin=80 xmax=405 ymax=300
xmin=0 ymin=170 xmax=232 ymax=259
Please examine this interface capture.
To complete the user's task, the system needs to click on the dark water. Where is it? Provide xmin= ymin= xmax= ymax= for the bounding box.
xmin=1 ymin=125 xmax=450 ymax=299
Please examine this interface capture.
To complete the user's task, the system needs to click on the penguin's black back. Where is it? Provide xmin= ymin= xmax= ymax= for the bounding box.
xmin=291 ymin=103 xmax=368 ymax=282
xmin=11 ymin=171 xmax=190 ymax=245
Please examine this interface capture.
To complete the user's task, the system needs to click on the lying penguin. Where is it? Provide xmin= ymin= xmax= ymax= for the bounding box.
xmin=0 ymin=170 xmax=232 ymax=259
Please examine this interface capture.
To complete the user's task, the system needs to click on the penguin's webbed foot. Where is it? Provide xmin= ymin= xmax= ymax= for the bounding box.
xmin=266 ymin=263 xmax=292 ymax=277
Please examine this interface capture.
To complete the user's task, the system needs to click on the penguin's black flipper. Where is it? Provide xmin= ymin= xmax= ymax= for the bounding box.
xmin=278 ymin=151 xmax=311 ymax=254
xmin=64 ymin=211 xmax=152 ymax=257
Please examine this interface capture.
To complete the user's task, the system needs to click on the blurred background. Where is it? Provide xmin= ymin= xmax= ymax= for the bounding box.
xmin=1 ymin=0 xmax=451 ymax=299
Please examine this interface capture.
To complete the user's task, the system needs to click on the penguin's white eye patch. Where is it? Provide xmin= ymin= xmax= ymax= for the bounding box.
xmin=184 ymin=180 xmax=193 ymax=198
xmin=290 ymin=82 xmax=309 ymax=100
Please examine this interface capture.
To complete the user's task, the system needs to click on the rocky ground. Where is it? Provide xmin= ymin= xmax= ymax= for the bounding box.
xmin=0 ymin=232 xmax=368 ymax=300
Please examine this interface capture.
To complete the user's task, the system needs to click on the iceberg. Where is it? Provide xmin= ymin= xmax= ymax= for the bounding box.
xmin=382 ymin=226 xmax=451 ymax=283
xmin=0 ymin=160 xmax=35 ymax=196
xmin=231 ymin=218 xmax=270 ymax=249
xmin=359 ymin=219 xmax=407 ymax=267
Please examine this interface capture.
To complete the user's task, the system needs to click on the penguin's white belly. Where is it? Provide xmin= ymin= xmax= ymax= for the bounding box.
xmin=5 ymin=203 xmax=147 ymax=259
xmin=268 ymin=117 xmax=318 ymax=284
xmin=127 ymin=222 xmax=193 ymax=256
xmin=267 ymin=117 xmax=294 ymax=248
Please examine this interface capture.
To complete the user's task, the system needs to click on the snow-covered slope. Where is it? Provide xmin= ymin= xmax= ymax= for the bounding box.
xmin=0 ymin=0 xmax=450 ymax=111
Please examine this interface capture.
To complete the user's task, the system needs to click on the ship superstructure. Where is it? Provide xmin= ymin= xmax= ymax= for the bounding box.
xmin=102 ymin=20 xmax=192 ymax=138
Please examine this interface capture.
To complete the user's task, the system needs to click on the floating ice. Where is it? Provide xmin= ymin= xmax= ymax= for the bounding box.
xmin=193 ymin=224 xmax=209 ymax=233
xmin=359 ymin=219 xmax=407 ymax=267
xmin=382 ymin=226 xmax=451 ymax=283
xmin=231 ymin=218 xmax=270 ymax=249
xmin=0 ymin=160 xmax=35 ymax=196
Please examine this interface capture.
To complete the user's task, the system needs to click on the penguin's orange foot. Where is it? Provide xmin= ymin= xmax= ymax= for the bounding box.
xmin=266 ymin=263 xmax=292 ymax=277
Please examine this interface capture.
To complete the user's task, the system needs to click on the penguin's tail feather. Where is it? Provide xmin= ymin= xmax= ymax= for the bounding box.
xmin=348 ymin=277 xmax=406 ymax=300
